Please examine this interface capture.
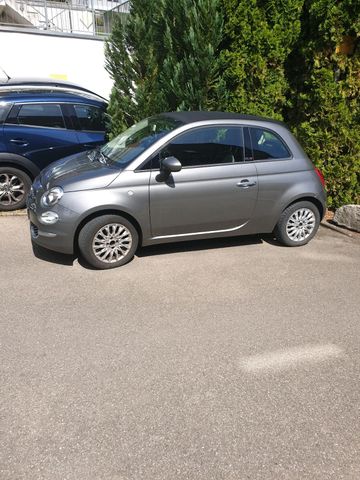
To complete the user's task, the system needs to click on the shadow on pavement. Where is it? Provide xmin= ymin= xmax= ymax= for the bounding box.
xmin=31 ymin=234 xmax=280 ymax=268
xmin=32 ymin=243 xmax=75 ymax=267
xmin=137 ymin=234 xmax=277 ymax=258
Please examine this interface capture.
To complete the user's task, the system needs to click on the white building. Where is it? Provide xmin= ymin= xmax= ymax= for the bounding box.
xmin=0 ymin=0 xmax=129 ymax=98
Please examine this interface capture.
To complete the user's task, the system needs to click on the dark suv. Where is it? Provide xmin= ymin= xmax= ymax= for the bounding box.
xmin=0 ymin=83 xmax=108 ymax=211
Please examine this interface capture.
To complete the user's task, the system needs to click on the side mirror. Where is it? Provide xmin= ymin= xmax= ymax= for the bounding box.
xmin=157 ymin=156 xmax=182 ymax=182
xmin=161 ymin=156 xmax=182 ymax=173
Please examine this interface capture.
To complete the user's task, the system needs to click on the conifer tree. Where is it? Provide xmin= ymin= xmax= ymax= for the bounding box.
xmin=157 ymin=0 xmax=223 ymax=111
xmin=105 ymin=0 xmax=164 ymax=135
xmin=105 ymin=0 xmax=223 ymax=136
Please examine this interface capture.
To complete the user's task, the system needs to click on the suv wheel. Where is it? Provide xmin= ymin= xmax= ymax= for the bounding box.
xmin=78 ymin=215 xmax=139 ymax=269
xmin=274 ymin=201 xmax=321 ymax=247
xmin=0 ymin=167 xmax=31 ymax=211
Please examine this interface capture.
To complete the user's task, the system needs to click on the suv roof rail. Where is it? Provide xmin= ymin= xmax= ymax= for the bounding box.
xmin=0 ymin=85 xmax=108 ymax=103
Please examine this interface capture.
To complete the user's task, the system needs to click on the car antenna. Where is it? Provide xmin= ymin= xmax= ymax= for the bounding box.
xmin=0 ymin=67 xmax=11 ymax=81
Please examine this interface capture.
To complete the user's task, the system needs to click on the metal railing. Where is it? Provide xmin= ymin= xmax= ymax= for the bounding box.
xmin=0 ymin=0 xmax=129 ymax=36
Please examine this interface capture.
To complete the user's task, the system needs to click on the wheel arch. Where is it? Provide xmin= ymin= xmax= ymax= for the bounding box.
xmin=0 ymin=153 xmax=40 ymax=180
xmin=284 ymin=196 xmax=325 ymax=220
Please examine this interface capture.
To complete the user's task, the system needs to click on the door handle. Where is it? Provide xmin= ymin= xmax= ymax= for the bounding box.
xmin=236 ymin=179 xmax=257 ymax=188
xmin=10 ymin=138 xmax=29 ymax=147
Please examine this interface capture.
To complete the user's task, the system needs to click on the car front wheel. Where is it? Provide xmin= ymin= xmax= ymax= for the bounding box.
xmin=0 ymin=167 xmax=31 ymax=211
xmin=78 ymin=215 xmax=139 ymax=269
xmin=274 ymin=201 xmax=321 ymax=247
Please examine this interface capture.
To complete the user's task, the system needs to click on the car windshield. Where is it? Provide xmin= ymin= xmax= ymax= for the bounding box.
xmin=100 ymin=116 xmax=183 ymax=167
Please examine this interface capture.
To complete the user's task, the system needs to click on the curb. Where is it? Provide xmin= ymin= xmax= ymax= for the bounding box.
xmin=0 ymin=210 xmax=27 ymax=217
xmin=321 ymin=220 xmax=354 ymax=237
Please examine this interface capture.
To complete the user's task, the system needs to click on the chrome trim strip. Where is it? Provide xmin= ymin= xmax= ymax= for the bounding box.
xmin=151 ymin=222 xmax=247 ymax=240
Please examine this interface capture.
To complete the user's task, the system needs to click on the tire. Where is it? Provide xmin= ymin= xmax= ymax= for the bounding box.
xmin=0 ymin=167 xmax=32 ymax=211
xmin=274 ymin=201 xmax=321 ymax=247
xmin=78 ymin=215 xmax=139 ymax=269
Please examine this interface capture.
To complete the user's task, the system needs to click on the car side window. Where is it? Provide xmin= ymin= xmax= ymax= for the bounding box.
xmin=0 ymin=103 xmax=12 ymax=124
xmin=12 ymin=104 xmax=65 ymax=129
xmin=158 ymin=126 xmax=244 ymax=168
xmin=74 ymin=104 xmax=106 ymax=132
xmin=250 ymin=127 xmax=290 ymax=160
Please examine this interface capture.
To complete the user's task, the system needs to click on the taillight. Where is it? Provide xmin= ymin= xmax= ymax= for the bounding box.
xmin=315 ymin=167 xmax=325 ymax=187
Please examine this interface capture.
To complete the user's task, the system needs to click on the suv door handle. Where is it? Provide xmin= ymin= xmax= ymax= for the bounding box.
xmin=236 ymin=179 xmax=257 ymax=188
xmin=10 ymin=138 xmax=29 ymax=147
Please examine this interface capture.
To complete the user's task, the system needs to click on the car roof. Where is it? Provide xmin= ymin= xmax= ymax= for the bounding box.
xmin=159 ymin=111 xmax=287 ymax=127
xmin=0 ymin=77 xmax=106 ymax=99
xmin=1 ymin=77 xmax=85 ymax=87
xmin=0 ymin=91 xmax=107 ymax=107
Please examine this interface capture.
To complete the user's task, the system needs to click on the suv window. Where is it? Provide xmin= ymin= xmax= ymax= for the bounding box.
xmin=10 ymin=104 xmax=65 ymax=129
xmin=74 ymin=104 xmax=105 ymax=131
xmin=250 ymin=127 xmax=290 ymax=160
xmin=159 ymin=126 xmax=244 ymax=168
xmin=0 ymin=102 xmax=11 ymax=124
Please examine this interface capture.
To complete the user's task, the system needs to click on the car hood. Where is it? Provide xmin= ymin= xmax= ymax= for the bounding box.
xmin=40 ymin=151 xmax=121 ymax=192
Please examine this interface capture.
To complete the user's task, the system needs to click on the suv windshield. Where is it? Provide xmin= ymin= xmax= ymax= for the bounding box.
xmin=100 ymin=116 xmax=183 ymax=167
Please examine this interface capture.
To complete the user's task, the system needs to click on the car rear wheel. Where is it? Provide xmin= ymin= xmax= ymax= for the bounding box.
xmin=0 ymin=167 xmax=31 ymax=211
xmin=274 ymin=201 xmax=321 ymax=247
xmin=78 ymin=215 xmax=139 ymax=269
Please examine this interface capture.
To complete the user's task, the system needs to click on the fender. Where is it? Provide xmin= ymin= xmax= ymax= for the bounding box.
xmin=0 ymin=153 xmax=40 ymax=178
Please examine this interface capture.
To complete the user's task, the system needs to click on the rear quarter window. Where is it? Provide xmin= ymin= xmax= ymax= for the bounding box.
xmin=74 ymin=104 xmax=106 ymax=132
xmin=0 ymin=102 xmax=12 ymax=124
xmin=250 ymin=127 xmax=291 ymax=160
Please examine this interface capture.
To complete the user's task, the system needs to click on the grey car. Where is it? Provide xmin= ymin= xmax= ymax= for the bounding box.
xmin=27 ymin=111 xmax=326 ymax=269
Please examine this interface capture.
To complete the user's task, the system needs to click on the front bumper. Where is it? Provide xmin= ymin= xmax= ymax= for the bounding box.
xmin=28 ymin=208 xmax=75 ymax=255
xmin=27 ymin=180 xmax=78 ymax=255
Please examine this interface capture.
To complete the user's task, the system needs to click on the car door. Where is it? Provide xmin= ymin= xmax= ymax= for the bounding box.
xmin=148 ymin=125 xmax=258 ymax=237
xmin=71 ymin=103 xmax=107 ymax=151
xmin=3 ymin=102 xmax=79 ymax=170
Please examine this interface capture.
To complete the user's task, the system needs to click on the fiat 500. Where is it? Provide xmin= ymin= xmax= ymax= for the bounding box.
xmin=27 ymin=111 xmax=326 ymax=269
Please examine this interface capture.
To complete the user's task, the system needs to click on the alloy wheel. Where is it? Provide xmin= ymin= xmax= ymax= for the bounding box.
xmin=92 ymin=223 xmax=133 ymax=264
xmin=0 ymin=173 xmax=26 ymax=207
xmin=286 ymin=208 xmax=316 ymax=242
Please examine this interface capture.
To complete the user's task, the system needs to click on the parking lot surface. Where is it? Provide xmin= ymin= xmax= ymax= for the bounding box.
xmin=1 ymin=216 xmax=360 ymax=480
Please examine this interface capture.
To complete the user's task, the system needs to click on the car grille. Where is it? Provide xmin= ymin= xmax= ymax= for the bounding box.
xmin=30 ymin=223 xmax=39 ymax=239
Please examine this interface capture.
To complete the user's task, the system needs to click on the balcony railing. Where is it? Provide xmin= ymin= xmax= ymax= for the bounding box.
xmin=0 ymin=0 xmax=129 ymax=36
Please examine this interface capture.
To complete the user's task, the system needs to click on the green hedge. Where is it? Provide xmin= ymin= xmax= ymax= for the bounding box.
xmin=105 ymin=0 xmax=360 ymax=208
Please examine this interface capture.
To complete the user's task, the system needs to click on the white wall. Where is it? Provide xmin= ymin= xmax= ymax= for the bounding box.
xmin=0 ymin=29 xmax=113 ymax=99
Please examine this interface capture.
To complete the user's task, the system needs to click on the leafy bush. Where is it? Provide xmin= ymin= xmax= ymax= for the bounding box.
xmin=286 ymin=0 xmax=360 ymax=208
xmin=105 ymin=0 xmax=360 ymax=207
xmin=217 ymin=0 xmax=304 ymax=119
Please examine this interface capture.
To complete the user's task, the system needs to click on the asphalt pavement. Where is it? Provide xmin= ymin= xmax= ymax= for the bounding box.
xmin=1 ymin=216 xmax=359 ymax=480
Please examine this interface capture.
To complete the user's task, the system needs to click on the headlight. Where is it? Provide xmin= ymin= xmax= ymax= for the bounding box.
xmin=41 ymin=187 xmax=63 ymax=207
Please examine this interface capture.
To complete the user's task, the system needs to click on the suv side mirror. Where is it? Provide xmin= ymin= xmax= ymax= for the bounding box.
xmin=161 ymin=156 xmax=182 ymax=173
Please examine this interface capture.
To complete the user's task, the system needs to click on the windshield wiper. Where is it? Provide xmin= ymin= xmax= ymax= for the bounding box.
xmin=87 ymin=147 xmax=109 ymax=165
xmin=98 ymin=150 xmax=111 ymax=165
